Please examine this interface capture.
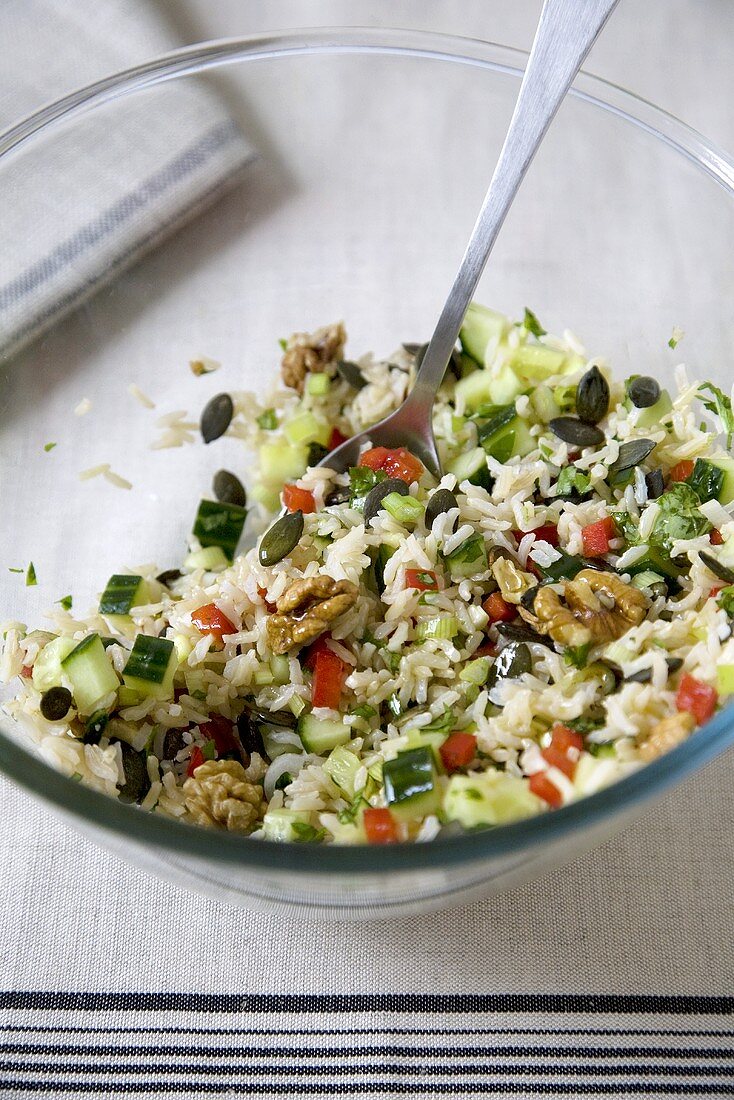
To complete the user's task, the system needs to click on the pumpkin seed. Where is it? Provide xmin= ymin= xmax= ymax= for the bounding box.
xmin=644 ymin=468 xmax=665 ymax=500
xmin=495 ymin=621 xmax=553 ymax=648
xmin=608 ymin=438 xmax=656 ymax=477
xmin=649 ymin=581 xmax=668 ymax=600
xmin=306 ymin=442 xmax=329 ymax=468
xmin=425 ymin=488 xmax=458 ymax=530
xmin=698 ymin=551 xmax=734 ymax=585
xmin=325 ymin=485 xmax=351 ymax=506
xmin=628 ymin=375 xmax=661 ymax=409
xmin=486 ymin=641 xmax=532 ymax=692
xmin=625 ymin=656 xmax=683 ymax=684
xmin=363 ymin=478 xmax=409 ymax=525
xmin=156 ymin=568 xmax=182 ymax=588
xmin=83 ymin=710 xmax=109 ymax=745
xmin=236 ymin=711 xmax=267 ymax=756
xmin=213 ymin=469 xmax=247 ymax=508
xmin=336 ymin=360 xmax=367 ymax=390
xmin=40 ymin=685 xmax=72 ymax=722
xmin=576 ymin=365 xmax=610 ymax=425
xmin=117 ymin=741 xmax=151 ymax=804
xmin=549 ymin=417 xmax=605 ymax=448
xmin=200 ymin=393 xmax=234 ymax=443
xmin=259 ymin=510 xmax=304 ymax=566
xmin=162 ymin=728 xmax=187 ymax=761
xmin=520 ymin=584 xmax=540 ymax=613
xmin=403 ymin=342 xmax=463 ymax=377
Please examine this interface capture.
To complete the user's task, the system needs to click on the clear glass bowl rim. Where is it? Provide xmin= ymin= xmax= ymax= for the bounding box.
xmin=2 ymin=27 xmax=733 ymax=876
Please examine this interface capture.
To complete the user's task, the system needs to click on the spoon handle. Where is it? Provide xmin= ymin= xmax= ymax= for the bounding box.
xmin=409 ymin=0 xmax=619 ymax=414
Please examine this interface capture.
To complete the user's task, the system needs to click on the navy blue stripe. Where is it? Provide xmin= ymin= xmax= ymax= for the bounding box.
xmin=1 ymin=1024 xmax=730 ymax=1038
xmin=0 ymin=1080 xmax=730 ymax=1094
xmin=1 ymin=992 xmax=732 ymax=1014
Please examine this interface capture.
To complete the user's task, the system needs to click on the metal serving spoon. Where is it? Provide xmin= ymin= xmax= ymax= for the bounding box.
xmin=320 ymin=0 xmax=619 ymax=480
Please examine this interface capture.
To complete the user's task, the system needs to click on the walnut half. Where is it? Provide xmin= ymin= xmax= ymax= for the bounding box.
xmin=638 ymin=711 xmax=695 ymax=762
xmin=184 ymin=759 xmax=264 ymax=833
xmin=520 ymin=568 xmax=646 ymax=648
xmin=281 ymin=322 xmax=346 ymax=393
xmin=266 ymin=575 xmax=358 ymax=654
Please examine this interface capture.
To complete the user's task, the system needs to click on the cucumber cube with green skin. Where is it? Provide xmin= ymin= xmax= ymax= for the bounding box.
xmin=459 ymin=302 xmax=509 ymax=363
xmin=122 ymin=635 xmax=177 ymax=700
xmin=709 ymin=456 xmax=734 ymax=505
xmin=32 ymin=636 xmax=76 ymax=693
xmin=716 ymin=664 xmax=734 ymax=695
xmin=382 ymin=746 xmax=442 ymax=822
xmin=445 ymin=533 xmax=488 ymax=581
xmin=61 ymin=633 xmax=120 ymax=714
xmin=298 ymin=713 xmax=351 ymax=754
xmin=444 ymin=769 xmax=542 ymax=828
xmin=99 ymin=575 xmax=148 ymax=617
xmin=323 ymin=744 xmax=362 ymax=798
xmin=446 ymin=447 xmax=491 ymax=489
xmin=258 ymin=441 xmax=308 ymax=487
xmin=183 ymin=545 xmax=229 ymax=572
xmin=192 ymin=499 xmax=247 ymax=561
xmin=261 ymin=808 xmax=314 ymax=842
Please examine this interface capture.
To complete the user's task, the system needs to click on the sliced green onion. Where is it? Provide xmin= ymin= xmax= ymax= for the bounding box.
xmin=288 ymin=694 xmax=307 ymax=718
xmin=257 ymin=408 xmax=278 ymax=430
xmin=415 ymin=614 xmax=459 ymax=642
xmin=382 ymin=492 xmax=424 ymax=526
xmin=306 ymin=372 xmax=331 ymax=396
xmin=630 ymin=570 xmax=664 ymax=590
xmin=349 ymin=704 xmax=377 ymax=720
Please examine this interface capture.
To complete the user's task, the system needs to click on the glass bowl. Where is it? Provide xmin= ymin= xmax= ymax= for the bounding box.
xmin=2 ymin=29 xmax=733 ymax=919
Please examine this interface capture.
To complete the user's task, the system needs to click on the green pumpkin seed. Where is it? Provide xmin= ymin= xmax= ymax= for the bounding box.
xmin=520 ymin=585 xmax=540 ymax=613
xmin=39 ymin=685 xmax=72 ymax=722
xmin=576 ymin=365 xmax=610 ymax=425
xmin=259 ymin=510 xmax=305 ymax=566
xmin=495 ymin=621 xmax=553 ymax=648
xmin=325 ymin=485 xmax=351 ymax=506
xmin=628 ymin=375 xmax=661 ymax=409
xmin=83 ymin=709 xmax=109 ymax=745
xmin=486 ymin=641 xmax=532 ymax=692
xmin=336 ymin=360 xmax=367 ymax=390
xmin=363 ymin=478 xmax=409 ymax=525
xmin=425 ymin=488 xmax=459 ymax=530
xmin=698 ymin=551 xmax=734 ymax=585
xmin=644 ymin=469 xmax=664 ymax=499
xmin=200 ymin=393 xmax=234 ymax=443
xmin=162 ymin=728 xmax=187 ymax=761
xmin=156 ymin=568 xmax=182 ymax=588
xmin=306 ymin=442 xmax=329 ymax=468
xmin=117 ymin=741 xmax=151 ymax=804
xmin=625 ymin=656 xmax=683 ymax=684
xmin=608 ymin=438 xmax=655 ymax=476
xmin=549 ymin=417 xmax=605 ymax=448
xmin=213 ymin=469 xmax=247 ymax=508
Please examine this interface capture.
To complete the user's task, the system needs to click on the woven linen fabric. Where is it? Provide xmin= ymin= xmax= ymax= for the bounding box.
xmin=0 ymin=0 xmax=253 ymax=360
xmin=1 ymin=747 xmax=733 ymax=1098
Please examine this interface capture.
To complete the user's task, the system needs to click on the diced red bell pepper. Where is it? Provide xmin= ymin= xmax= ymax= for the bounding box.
xmin=541 ymin=724 xmax=584 ymax=779
xmin=581 ymin=516 xmax=616 ymax=558
xmin=191 ymin=603 xmax=237 ymax=645
xmin=359 ymin=446 xmax=424 ymax=484
xmin=669 ymin=460 xmax=695 ymax=483
xmin=710 ymin=529 xmax=725 ymax=546
xmin=198 ymin=714 xmax=239 ymax=758
xmin=187 ymin=745 xmax=205 ymax=777
xmin=482 ymin=591 xmax=517 ymax=624
xmin=303 ymin=632 xmax=332 ymax=671
xmin=404 ymin=568 xmax=439 ymax=592
xmin=257 ymin=586 xmax=276 ymax=614
xmin=512 ymin=523 xmax=559 ymax=548
xmin=710 ymin=585 xmax=725 ymax=599
xmin=364 ymin=807 xmax=399 ymax=844
xmin=311 ymin=648 xmax=347 ymax=709
xmin=283 ymin=484 xmax=316 ymax=514
xmin=440 ymin=731 xmax=477 ymax=773
xmin=20 ymin=665 xmax=33 ymax=678
xmin=328 ymin=427 xmax=348 ymax=450
xmin=676 ymin=673 xmax=718 ymax=726
xmin=529 ymin=771 xmax=563 ymax=808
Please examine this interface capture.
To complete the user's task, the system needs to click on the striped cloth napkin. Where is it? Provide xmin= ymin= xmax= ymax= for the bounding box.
xmin=0 ymin=0 xmax=254 ymax=360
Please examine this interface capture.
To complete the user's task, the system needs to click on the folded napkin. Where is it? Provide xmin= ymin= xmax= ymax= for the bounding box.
xmin=0 ymin=0 xmax=253 ymax=360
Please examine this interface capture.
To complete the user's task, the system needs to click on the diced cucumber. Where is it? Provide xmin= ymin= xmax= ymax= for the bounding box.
xmin=99 ymin=575 xmax=148 ymax=617
xmin=306 ymin=372 xmax=331 ymax=397
xmin=183 ymin=545 xmax=229 ymax=572
xmin=261 ymin=807 xmax=314 ymax=842
xmin=117 ymin=686 xmax=142 ymax=706
xmin=460 ymin=656 xmax=491 ymax=685
xmin=258 ymin=441 xmax=308 ymax=487
xmin=298 ymin=712 xmax=351 ymax=754
xmin=192 ymin=499 xmax=247 ymax=561
xmin=270 ymin=655 xmax=291 ymax=685
xmin=445 ymin=533 xmax=488 ymax=580
xmin=61 ymin=633 xmax=120 ymax=715
xmin=250 ymin=483 xmax=282 ymax=512
xmin=444 ymin=769 xmax=542 ymax=828
xmin=32 ymin=636 xmax=76 ymax=693
xmin=283 ymin=412 xmax=329 ymax=447
xmin=122 ymin=635 xmax=177 ymax=700
xmin=530 ymin=384 xmax=560 ymax=423
xmin=382 ymin=746 xmax=442 ymax=822
xmin=323 ymin=744 xmax=362 ymax=798
xmin=382 ymin=492 xmax=424 ymax=526
xmin=709 ymin=456 xmax=734 ymax=505
xmin=455 ymin=362 xmax=524 ymax=410
xmin=509 ymin=344 xmax=567 ymax=379
xmin=404 ymin=727 xmax=449 ymax=764
xmin=717 ymin=664 xmax=734 ymax=694
xmin=627 ymin=546 xmax=683 ymax=582
xmin=446 ymin=447 xmax=491 ymax=490
xmin=632 ymin=388 xmax=673 ymax=430
xmin=480 ymin=413 xmax=535 ymax=462
xmin=459 ymin=302 xmax=509 ymax=363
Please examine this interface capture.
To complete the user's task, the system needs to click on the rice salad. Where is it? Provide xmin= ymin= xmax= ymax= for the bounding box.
xmin=3 ymin=302 xmax=734 ymax=846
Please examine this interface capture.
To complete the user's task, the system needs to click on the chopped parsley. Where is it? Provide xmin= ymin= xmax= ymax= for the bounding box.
xmin=257 ymin=408 xmax=278 ymax=430
xmin=564 ymin=643 xmax=591 ymax=670
xmin=337 ymin=794 xmax=368 ymax=825
xmin=349 ymin=704 xmax=377 ymax=721
xmin=698 ymin=382 xmax=734 ymax=450
xmin=43 ymin=442 xmax=57 ymax=453
xmin=349 ymin=465 xmax=386 ymax=502
xmin=58 ymin=595 xmax=73 ymax=611
xmin=291 ymin=821 xmax=327 ymax=843
xmin=26 ymin=562 xmax=37 ymax=587
xmin=201 ymin=739 xmax=217 ymax=761
xmin=8 ymin=567 xmax=23 ymax=574
xmin=523 ymin=307 xmax=546 ymax=339
xmin=278 ymin=337 xmax=288 ymax=352
xmin=718 ymin=586 xmax=734 ymax=617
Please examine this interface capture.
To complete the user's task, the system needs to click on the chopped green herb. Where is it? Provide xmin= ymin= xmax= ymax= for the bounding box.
xmin=337 ymin=794 xmax=367 ymax=824
xmin=698 ymin=382 xmax=734 ymax=449
xmin=555 ymin=466 xmax=591 ymax=498
xmin=564 ymin=644 xmax=591 ymax=669
xmin=686 ymin=458 xmax=724 ymax=504
xmin=668 ymin=326 xmax=684 ymax=350
xmin=278 ymin=337 xmax=288 ymax=351
xmin=291 ymin=821 xmax=327 ymax=843
xmin=718 ymin=586 xmax=734 ymax=617
xmin=386 ymin=693 xmax=403 ymax=717
xmin=58 ymin=595 xmax=73 ymax=611
xmin=201 ymin=739 xmax=217 ymax=761
xmin=43 ymin=442 xmax=57 ymax=453
xmin=415 ymin=572 xmax=438 ymax=589
xmin=587 ymin=741 xmax=615 ymax=758
xmin=8 ymin=567 xmax=23 ymax=574
xmin=26 ymin=562 xmax=37 ymax=587
xmin=418 ymin=708 xmax=456 ymax=737
xmin=349 ymin=465 xmax=386 ymax=503
xmin=191 ymin=689 xmax=207 ymax=701
xmin=257 ymin=408 xmax=278 ymax=430
xmin=522 ymin=307 xmax=546 ymax=339
xmin=349 ymin=704 xmax=377 ymax=721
